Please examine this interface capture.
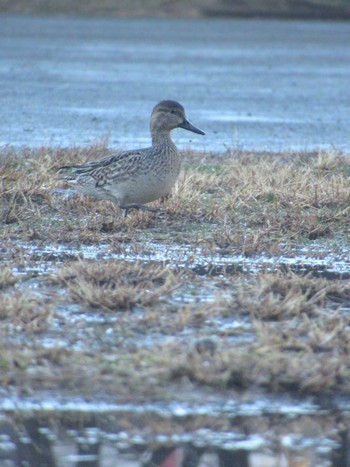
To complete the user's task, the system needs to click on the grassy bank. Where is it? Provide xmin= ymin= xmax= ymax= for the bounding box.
xmin=1 ymin=145 xmax=349 ymax=252
xmin=1 ymin=0 xmax=350 ymax=19
xmin=0 ymin=145 xmax=350 ymax=400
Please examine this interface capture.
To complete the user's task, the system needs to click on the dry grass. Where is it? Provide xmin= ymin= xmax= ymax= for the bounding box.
xmin=1 ymin=268 xmax=350 ymax=396
xmin=0 ymin=268 xmax=19 ymax=289
xmin=0 ymin=291 xmax=53 ymax=332
xmin=161 ymin=273 xmax=350 ymax=395
xmin=54 ymin=260 xmax=181 ymax=311
xmin=238 ymin=271 xmax=350 ymax=320
xmin=0 ymin=145 xmax=350 ymax=400
xmin=1 ymin=146 xmax=349 ymax=254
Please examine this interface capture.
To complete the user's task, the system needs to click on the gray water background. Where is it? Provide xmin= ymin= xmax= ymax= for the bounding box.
xmin=1 ymin=15 xmax=350 ymax=153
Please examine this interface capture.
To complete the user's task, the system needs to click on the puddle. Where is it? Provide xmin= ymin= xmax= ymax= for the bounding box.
xmin=6 ymin=238 xmax=350 ymax=280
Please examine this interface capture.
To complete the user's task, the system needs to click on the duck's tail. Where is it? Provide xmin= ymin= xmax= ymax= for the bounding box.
xmin=56 ymin=163 xmax=95 ymax=180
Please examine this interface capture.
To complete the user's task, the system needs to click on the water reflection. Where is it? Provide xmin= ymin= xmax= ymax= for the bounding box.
xmin=0 ymin=413 xmax=348 ymax=466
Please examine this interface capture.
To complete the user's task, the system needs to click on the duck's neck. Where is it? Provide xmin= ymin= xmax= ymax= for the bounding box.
xmin=151 ymin=130 xmax=175 ymax=147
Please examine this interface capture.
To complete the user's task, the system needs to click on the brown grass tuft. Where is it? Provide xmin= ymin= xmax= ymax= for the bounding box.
xmin=54 ymin=260 xmax=180 ymax=311
xmin=238 ymin=272 xmax=334 ymax=320
xmin=0 ymin=292 xmax=53 ymax=332
xmin=0 ymin=268 xmax=19 ymax=289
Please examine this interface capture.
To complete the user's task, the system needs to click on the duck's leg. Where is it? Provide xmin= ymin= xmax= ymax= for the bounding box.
xmin=121 ymin=204 xmax=161 ymax=217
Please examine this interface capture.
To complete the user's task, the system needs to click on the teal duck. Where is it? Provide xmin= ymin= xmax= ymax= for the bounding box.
xmin=59 ymin=100 xmax=205 ymax=215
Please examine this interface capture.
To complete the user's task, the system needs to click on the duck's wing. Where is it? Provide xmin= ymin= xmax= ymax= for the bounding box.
xmin=58 ymin=147 xmax=148 ymax=176
xmin=89 ymin=148 xmax=154 ymax=187
xmin=59 ymin=147 xmax=154 ymax=187
xmin=58 ymin=149 xmax=128 ymax=174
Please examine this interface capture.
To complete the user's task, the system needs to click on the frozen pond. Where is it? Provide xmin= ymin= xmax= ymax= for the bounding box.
xmin=1 ymin=15 xmax=350 ymax=152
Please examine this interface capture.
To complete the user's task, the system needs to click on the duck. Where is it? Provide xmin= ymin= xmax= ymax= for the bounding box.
xmin=59 ymin=100 xmax=205 ymax=216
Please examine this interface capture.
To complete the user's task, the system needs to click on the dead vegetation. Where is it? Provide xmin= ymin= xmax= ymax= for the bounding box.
xmin=153 ymin=273 xmax=350 ymax=395
xmin=0 ymin=145 xmax=350 ymax=399
xmin=238 ymin=271 xmax=350 ymax=320
xmin=53 ymin=260 xmax=181 ymax=311
xmin=1 ymin=146 xmax=349 ymax=254
xmin=1 ymin=262 xmax=350 ymax=397
xmin=0 ymin=291 xmax=53 ymax=332
xmin=0 ymin=268 xmax=19 ymax=290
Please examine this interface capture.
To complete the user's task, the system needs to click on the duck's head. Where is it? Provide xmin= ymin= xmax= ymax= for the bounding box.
xmin=150 ymin=100 xmax=205 ymax=137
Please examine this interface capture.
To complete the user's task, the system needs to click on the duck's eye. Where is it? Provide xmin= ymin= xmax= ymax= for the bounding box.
xmin=170 ymin=109 xmax=176 ymax=114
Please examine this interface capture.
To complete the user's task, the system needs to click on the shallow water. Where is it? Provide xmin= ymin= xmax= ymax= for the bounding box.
xmin=7 ymin=237 xmax=350 ymax=283
xmin=1 ymin=16 xmax=350 ymax=153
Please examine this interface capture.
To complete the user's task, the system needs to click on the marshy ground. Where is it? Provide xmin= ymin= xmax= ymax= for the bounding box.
xmin=1 ymin=145 xmax=350 ymax=465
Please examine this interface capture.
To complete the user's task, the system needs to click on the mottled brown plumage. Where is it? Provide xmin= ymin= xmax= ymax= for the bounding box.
xmin=59 ymin=100 xmax=205 ymax=215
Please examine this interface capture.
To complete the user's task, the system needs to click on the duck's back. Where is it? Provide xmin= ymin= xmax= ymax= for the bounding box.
xmin=76 ymin=140 xmax=182 ymax=206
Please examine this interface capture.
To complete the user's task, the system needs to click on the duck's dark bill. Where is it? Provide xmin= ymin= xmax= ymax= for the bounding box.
xmin=179 ymin=119 xmax=205 ymax=135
